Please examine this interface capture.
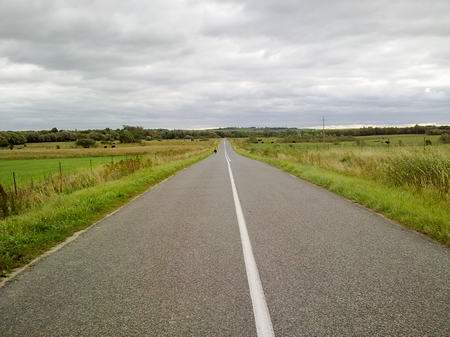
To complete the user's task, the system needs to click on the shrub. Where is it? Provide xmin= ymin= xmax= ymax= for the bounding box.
xmin=248 ymin=136 xmax=258 ymax=143
xmin=76 ymin=138 xmax=96 ymax=148
xmin=0 ymin=135 xmax=8 ymax=147
xmin=119 ymin=131 xmax=136 ymax=143
xmin=440 ymin=132 xmax=450 ymax=144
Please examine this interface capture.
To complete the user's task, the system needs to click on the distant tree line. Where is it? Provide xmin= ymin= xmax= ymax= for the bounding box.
xmin=0 ymin=125 xmax=449 ymax=148
xmin=327 ymin=124 xmax=450 ymax=137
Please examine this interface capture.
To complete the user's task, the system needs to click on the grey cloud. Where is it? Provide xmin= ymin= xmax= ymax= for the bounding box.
xmin=0 ymin=0 xmax=449 ymax=130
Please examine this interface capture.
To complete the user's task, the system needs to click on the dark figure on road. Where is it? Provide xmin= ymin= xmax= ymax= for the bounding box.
xmin=214 ymin=149 xmax=217 ymax=154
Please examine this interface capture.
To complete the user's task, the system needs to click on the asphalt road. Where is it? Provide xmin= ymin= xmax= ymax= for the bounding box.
xmin=0 ymin=140 xmax=449 ymax=337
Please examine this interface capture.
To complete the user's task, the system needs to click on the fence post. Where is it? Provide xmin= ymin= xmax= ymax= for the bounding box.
xmin=59 ymin=162 xmax=63 ymax=193
xmin=0 ymin=183 xmax=8 ymax=217
xmin=12 ymin=172 xmax=18 ymax=195
xmin=90 ymin=159 xmax=93 ymax=175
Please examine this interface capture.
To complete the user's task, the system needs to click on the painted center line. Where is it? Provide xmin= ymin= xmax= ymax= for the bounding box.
xmin=224 ymin=141 xmax=275 ymax=337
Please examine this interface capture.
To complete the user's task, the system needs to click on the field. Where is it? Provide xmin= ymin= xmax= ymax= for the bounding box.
xmin=0 ymin=156 xmax=125 ymax=187
xmin=256 ymin=134 xmax=445 ymax=149
xmin=0 ymin=140 xmax=204 ymax=159
xmin=232 ymin=134 xmax=450 ymax=245
xmin=0 ymin=140 xmax=209 ymax=186
xmin=356 ymin=134 xmax=442 ymax=145
xmin=0 ymin=139 xmax=216 ymax=275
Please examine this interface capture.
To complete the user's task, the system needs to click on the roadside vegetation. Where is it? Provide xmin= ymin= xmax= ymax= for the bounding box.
xmin=1 ymin=124 xmax=449 ymax=150
xmin=232 ymin=135 xmax=450 ymax=246
xmin=0 ymin=140 xmax=216 ymax=276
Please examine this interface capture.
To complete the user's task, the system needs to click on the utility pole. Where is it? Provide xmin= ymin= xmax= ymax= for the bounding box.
xmin=322 ymin=116 xmax=325 ymax=144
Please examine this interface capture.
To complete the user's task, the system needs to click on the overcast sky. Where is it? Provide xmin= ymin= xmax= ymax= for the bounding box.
xmin=0 ymin=0 xmax=449 ymax=130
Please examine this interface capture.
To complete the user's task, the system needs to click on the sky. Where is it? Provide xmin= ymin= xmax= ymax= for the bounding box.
xmin=0 ymin=0 xmax=449 ymax=130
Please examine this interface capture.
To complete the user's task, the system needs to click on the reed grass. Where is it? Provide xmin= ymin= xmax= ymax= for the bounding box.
xmin=239 ymin=140 xmax=450 ymax=198
xmin=232 ymin=139 xmax=450 ymax=245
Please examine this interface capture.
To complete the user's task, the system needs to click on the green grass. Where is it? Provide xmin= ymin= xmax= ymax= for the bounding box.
xmin=252 ymin=134 xmax=448 ymax=151
xmin=232 ymin=141 xmax=449 ymax=246
xmin=356 ymin=134 xmax=441 ymax=145
xmin=0 ymin=152 xmax=210 ymax=276
xmin=17 ymin=141 xmax=77 ymax=149
xmin=0 ymin=140 xmax=210 ymax=160
xmin=0 ymin=156 xmax=126 ymax=187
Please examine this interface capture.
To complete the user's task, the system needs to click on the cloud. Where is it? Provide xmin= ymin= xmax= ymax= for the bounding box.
xmin=0 ymin=0 xmax=449 ymax=130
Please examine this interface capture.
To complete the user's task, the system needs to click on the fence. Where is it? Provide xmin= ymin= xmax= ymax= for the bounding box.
xmin=0 ymin=156 xmax=145 ymax=219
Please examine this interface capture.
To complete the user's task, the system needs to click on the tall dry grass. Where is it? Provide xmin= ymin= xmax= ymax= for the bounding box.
xmin=238 ymin=141 xmax=450 ymax=198
xmin=0 ymin=147 xmax=209 ymax=218
xmin=0 ymin=142 xmax=204 ymax=160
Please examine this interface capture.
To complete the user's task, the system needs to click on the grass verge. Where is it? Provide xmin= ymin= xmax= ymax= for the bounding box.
xmin=233 ymin=146 xmax=449 ymax=246
xmin=0 ymin=152 xmax=210 ymax=277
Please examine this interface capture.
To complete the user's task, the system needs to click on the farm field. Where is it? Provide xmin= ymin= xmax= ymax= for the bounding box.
xmin=0 ymin=140 xmax=211 ymax=186
xmin=232 ymin=135 xmax=450 ymax=245
xmin=254 ymin=134 xmax=447 ymax=151
xmin=356 ymin=134 xmax=442 ymax=145
xmin=0 ymin=156 xmax=126 ymax=187
xmin=0 ymin=140 xmax=204 ymax=160
xmin=0 ymin=139 xmax=216 ymax=275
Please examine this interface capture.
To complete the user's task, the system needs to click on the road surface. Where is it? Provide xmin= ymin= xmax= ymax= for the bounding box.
xmin=0 ymin=140 xmax=449 ymax=336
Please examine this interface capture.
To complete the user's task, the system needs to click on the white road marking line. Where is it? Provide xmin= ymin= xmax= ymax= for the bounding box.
xmin=224 ymin=141 xmax=275 ymax=337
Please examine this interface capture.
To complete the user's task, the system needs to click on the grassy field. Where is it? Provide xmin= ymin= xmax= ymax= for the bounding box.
xmin=0 ymin=140 xmax=205 ymax=159
xmin=0 ymin=140 xmax=211 ymax=186
xmin=0 ymin=140 xmax=216 ymax=276
xmin=0 ymin=156 xmax=126 ymax=187
xmin=232 ymin=136 xmax=450 ymax=245
xmin=355 ymin=134 xmax=442 ymax=146
xmin=254 ymin=134 xmax=447 ymax=150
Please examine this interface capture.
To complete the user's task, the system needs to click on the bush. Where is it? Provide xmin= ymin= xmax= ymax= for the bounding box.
xmin=248 ymin=136 xmax=258 ymax=143
xmin=440 ymin=132 xmax=450 ymax=144
xmin=0 ymin=132 xmax=26 ymax=146
xmin=119 ymin=131 xmax=136 ymax=144
xmin=0 ymin=135 xmax=8 ymax=147
xmin=76 ymin=138 xmax=96 ymax=148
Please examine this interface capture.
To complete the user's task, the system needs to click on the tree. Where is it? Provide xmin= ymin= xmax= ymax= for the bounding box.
xmin=6 ymin=132 xmax=26 ymax=145
xmin=119 ymin=131 xmax=136 ymax=143
xmin=76 ymin=138 xmax=96 ymax=148
xmin=122 ymin=125 xmax=145 ymax=140
xmin=0 ymin=134 xmax=8 ymax=147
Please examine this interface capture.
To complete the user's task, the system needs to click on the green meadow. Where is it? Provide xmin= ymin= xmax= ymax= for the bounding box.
xmin=232 ymin=136 xmax=450 ymax=245
xmin=0 ymin=140 xmax=216 ymax=276
xmin=0 ymin=156 xmax=124 ymax=187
